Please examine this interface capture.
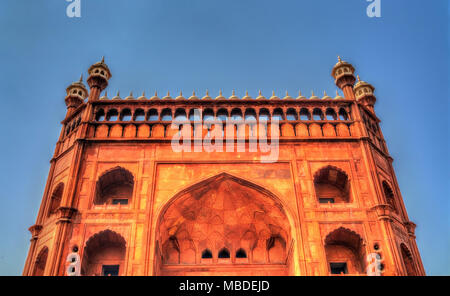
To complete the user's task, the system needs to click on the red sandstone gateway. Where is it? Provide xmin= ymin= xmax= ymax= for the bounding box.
xmin=23 ymin=57 xmax=424 ymax=276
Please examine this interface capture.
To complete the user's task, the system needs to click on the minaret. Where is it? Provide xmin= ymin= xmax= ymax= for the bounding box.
xmin=331 ymin=56 xmax=356 ymax=100
xmin=87 ymin=57 xmax=111 ymax=101
xmin=354 ymin=75 xmax=377 ymax=113
xmin=65 ymin=75 xmax=88 ymax=117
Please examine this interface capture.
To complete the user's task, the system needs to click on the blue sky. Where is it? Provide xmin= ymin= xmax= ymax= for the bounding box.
xmin=0 ymin=0 xmax=448 ymax=275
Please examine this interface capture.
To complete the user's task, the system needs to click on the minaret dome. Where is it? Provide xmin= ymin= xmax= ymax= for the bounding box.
xmin=65 ymin=75 xmax=88 ymax=115
xmin=354 ymin=75 xmax=377 ymax=111
xmin=87 ymin=57 xmax=112 ymax=100
xmin=331 ymin=56 xmax=356 ymax=100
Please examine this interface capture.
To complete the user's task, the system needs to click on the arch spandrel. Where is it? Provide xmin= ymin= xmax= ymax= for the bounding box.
xmin=154 ymin=163 xmax=296 ymax=217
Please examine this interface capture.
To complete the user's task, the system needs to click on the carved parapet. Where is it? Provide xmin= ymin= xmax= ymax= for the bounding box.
xmin=404 ymin=221 xmax=417 ymax=238
xmin=28 ymin=224 xmax=43 ymax=240
xmin=371 ymin=204 xmax=393 ymax=221
xmin=56 ymin=207 xmax=78 ymax=224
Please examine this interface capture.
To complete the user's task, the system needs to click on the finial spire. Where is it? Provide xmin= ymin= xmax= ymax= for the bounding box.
xmin=219 ymin=89 xmax=223 ymax=96
xmin=180 ymin=90 xmax=183 ymax=96
xmin=155 ymin=90 xmax=158 ymax=96
xmin=192 ymin=90 xmax=196 ymax=96
xmin=299 ymin=90 xmax=302 ymax=96
xmin=324 ymin=90 xmax=327 ymax=96
xmin=286 ymin=90 xmax=289 ymax=96
xmin=101 ymin=56 xmax=105 ymax=63
xmin=259 ymin=90 xmax=262 ymax=96
xmin=246 ymin=90 xmax=249 ymax=96
xmin=142 ymin=91 xmax=145 ymax=97
xmin=167 ymin=91 xmax=170 ymax=96
xmin=357 ymin=75 xmax=361 ymax=82
xmin=312 ymin=90 xmax=315 ymax=96
xmin=130 ymin=91 xmax=133 ymax=96
xmin=338 ymin=56 xmax=341 ymax=62
xmin=272 ymin=90 xmax=275 ymax=96
xmin=79 ymin=74 xmax=83 ymax=82
xmin=206 ymin=89 xmax=209 ymax=96
xmin=117 ymin=91 xmax=120 ymax=96
xmin=232 ymin=89 xmax=235 ymax=96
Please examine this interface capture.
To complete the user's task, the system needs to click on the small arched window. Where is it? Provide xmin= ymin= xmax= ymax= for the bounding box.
xmin=286 ymin=108 xmax=298 ymax=121
xmin=201 ymin=249 xmax=213 ymax=259
xmin=299 ymin=108 xmax=311 ymax=120
xmin=218 ymin=248 xmax=230 ymax=258
xmin=216 ymin=109 xmax=228 ymax=122
xmin=189 ymin=109 xmax=201 ymax=121
xmin=106 ymin=109 xmax=118 ymax=121
xmin=259 ymin=108 xmax=270 ymax=121
xmin=313 ymin=108 xmax=324 ymax=121
xmin=326 ymin=108 xmax=337 ymax=121
xmin=148 ymin=109 xmax=158 ymax=121
xmin=231 ymin=109 xmax=243 ymax=121
xmin=244 ymin=109 xmax=257 ymax=122
xmin=134 ymin=109 xmax=146 ymax=121
xmin=96 ymin=109 xmax=105 ymax=121
xmin=161 ymin=109 xmax=172 ymax=121
xmin=174 ymin=109 xmax=187 ymax=122
xmin=339 ymin=109 xmax=349 ymax=121
xmin=272 ymin=108 xmax=284 ymax=121
xmin=203 ymin=109 xmax=215 ymax=122
xmin=120 ymin=109 xmax=132 ymax=121
xmin=235 ymin=248 xmax=247 ymax=258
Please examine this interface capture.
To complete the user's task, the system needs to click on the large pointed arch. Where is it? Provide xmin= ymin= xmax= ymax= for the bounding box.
xmin=154 ymin=172 xmax=295 ymax=276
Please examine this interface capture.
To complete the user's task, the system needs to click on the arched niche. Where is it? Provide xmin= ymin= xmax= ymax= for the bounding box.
xmin=48 ymin=183 xmax=64 ymax=217
xmin=32 ymin=247 xmax=48 ymax=276
xmin=325 ymin=227 xmax=365 ymax=275
xmin=400 ymin=243 xmax=416 ymax=276
xmin=81 ymin=230 xmax=126 ymax=276
xmin=382 ymin=181 xmax=397 ymax=213
xmin=155 ymin=173 xmax=293 ymax=275
xmin=314 ymin=166 xmax=351 ymax=204
xmin=267 ymin=235 xmax=286 ymax=263
xmin=94 ymin=167 xmax=134 ymax=206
